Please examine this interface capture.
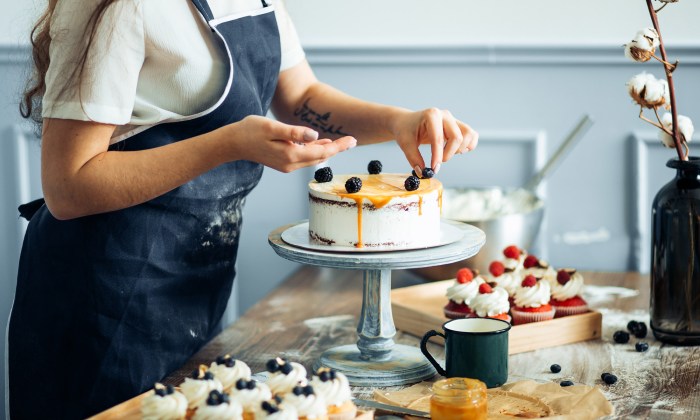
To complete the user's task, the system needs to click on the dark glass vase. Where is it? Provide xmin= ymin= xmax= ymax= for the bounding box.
xmin=650 ymin=157 xmax=700 ymax=345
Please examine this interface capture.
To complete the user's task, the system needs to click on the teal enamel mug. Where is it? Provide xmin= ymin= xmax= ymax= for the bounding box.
xmin=420 ymin=318 xmax=511 ymax=388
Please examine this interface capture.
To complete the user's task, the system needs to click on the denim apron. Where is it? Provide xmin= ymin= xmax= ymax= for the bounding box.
xmin=8 ymin=0 xmax=280 ymax=417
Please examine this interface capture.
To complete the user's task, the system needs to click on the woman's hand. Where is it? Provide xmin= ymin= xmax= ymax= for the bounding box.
xmin=225 ymin=115 xmax=356 ymax=173
xmin=391 ymin=108 xmax=479 ymax=174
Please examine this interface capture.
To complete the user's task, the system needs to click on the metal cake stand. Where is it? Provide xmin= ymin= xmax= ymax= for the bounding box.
xmin=268 ymin=219 xmax=485 ymax=386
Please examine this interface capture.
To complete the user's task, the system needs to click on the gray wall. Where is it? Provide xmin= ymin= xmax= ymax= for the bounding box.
xmin=2 ymin=42 xmax=700 ymax=417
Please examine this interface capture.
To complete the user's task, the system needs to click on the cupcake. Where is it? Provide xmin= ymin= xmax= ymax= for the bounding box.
xmin=487 ymin=260 xmax=520 ymax=304
xmin=521 ymin=255 xmax=557 ymax=283
xmin=230 ymin=379 xmax=273 ymax=420
xmin=265 ymin=357 xmax=308 ymax=396
xmin=209 ymin=355 xmax=252 ymax=392
xmin=511 ymin=275 xmax=556 ymax=325
xmin=181 ymin=365 xmax=224 ymax=411
xmin=255 ymin=399 xmax=299 ymax=420
xmin=310 ymin=368 xmax=357 ymax=420
xmin=282 ymin=385 xmax=329 ymax=420
xmin=549 ymin=269 xmax=588 ymax=317
xmin=141 ymin=383 xmax=188 ymax=420
xmin=443 ymin=268 xmax=485 ymax=319
xmin=192 ymin=390 xmax=243 ymax=420
xmin=502 ymin=245 xmax=527 ymax=271
xmin=469 ymin=283 xmax=511 ymax=323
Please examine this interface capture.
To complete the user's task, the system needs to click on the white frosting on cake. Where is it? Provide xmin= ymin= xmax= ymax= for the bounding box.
xmin=310 ymin=371 xmax=352 ymax=407
xmin=181 ymin=378 xmax=223 ymax=410
xmin=489 ymin=270 xmax=520 ymax=296
xmin=230 ymin=382 xmax=273 ymax=412
xmin=470 ymin=286 xmax=510 ymax=317
xmin=282 ymin=392 xmax=328 ymax=419
xmin=550 ymin=272 xmax=585 ymax=301
xmin=142 ymin=388 xmax=188 ymax=420
xmin=209 ymin=359 xmax=251 ymax=392
xmin=309 ymin=173 xmax=442 ymax=248
xmin=192 ymin=399 xmax=243 ymax=420
xmin=514 ymin=280 xmax=551 ymax=308
xmin=445 ymin=276 xmax=485 ymax=305
xmin=266 ymin=362 xmax=308 ymax=395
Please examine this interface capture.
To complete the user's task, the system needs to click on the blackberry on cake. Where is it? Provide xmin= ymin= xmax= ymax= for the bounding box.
xmin=314 ymin=167 xmax=333 ymax=183
xmin=367 ymin=160 xmax=383 ymax=175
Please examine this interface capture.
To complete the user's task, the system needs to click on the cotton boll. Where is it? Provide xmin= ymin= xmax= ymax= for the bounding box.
xmin=659 ymin=113 xmax=695 ymax=147
xmin=627 ymin=73 xmax=668 ymax=109
xmin=639 ymin=28 xmax=660 ymax=49
xmin=624 ymin=29 xmax=659 ymax=62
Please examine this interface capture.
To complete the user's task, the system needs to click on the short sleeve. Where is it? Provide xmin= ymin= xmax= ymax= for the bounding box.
xmin=274 ymin=1 xmax=305 ymax=71
xmin=42 ymin=0 xmax=145 ymax=125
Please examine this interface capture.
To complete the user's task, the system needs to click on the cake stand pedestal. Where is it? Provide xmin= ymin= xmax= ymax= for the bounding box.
xmin=268 ymin=220 xmax=485 ymax=386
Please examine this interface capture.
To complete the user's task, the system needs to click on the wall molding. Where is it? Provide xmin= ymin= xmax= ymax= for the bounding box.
xmin=3 ymin=43 xmax=700 ymax=66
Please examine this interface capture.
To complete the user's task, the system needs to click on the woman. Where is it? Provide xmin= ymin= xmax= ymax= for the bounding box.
xmin=9 ymin=0 xmax=478 ymax=418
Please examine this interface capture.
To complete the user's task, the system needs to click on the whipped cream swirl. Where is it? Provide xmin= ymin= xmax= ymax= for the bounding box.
xmin=192 ymin=399 xmax=243 ymax=420
xmin=550 ymin=272 xmax=584 ymax=301
xmin=470 ymin=286 xmax=510 ymax=317
xmin=514 ymin=280 xmax=551 ymax=308
xmin=142 ymin=389 xmax=188 ymax=420
xmin=445 ymin=276 xmax=485 ymax=305
xmin=255 ymin=402 xmax=299 ymax=420
xmin=181 ymin=378 xmax=223 ymax=410
xmin=310 ymin=371 xmax=352 ymax=407
xmin=490 ymin=271 xmax=520 ymax=296
xmin=230 ymin=382 xmax=273 ymax=412
xmin=282 ymin=393 xmax=328 ymax=419
xmin=267 ymin=362 xmax=308 ymax=395
xmin=209 ymin=360 xmax=251 ymax=392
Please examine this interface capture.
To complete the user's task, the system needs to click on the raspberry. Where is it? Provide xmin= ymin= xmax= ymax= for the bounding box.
xmin=478 ymin=283 xmax=493 ymax=294
xmin=523 ymin=255 xmax=539 ymax=269
xmin=314 ymin=167 xmax=333 ymax=183
xmin=422 ymin=167 xmax=435 ymax=179
xmin=345 ymin=177 xmax=362 ymax=193
xmin=503 ymin=245 xmax=521 ymax=259
xmin=368 ymin=160 xmax=382 ymax=175
xmin=404 ymin=175 xmax=420 ymax=191
xmin=557 ymin=269 xmax=571 ymax=285
xmin=489 ymin=261 xmax=505 ymax=277
xmin=456 ymin=268 xmax=474 ymax=284
xmin=521 ymin=275 xmax=537 ymax=287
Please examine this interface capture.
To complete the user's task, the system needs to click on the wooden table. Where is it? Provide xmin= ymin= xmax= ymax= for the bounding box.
xmin=98 ymin=268 xmax=700 ymax=419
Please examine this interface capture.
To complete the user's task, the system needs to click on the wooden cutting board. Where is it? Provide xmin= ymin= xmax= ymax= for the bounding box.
xmin=391 ymin=280 xmax=602 ymax=354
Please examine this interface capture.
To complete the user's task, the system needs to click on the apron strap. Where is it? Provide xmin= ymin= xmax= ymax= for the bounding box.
xmin=190 ymin=0 xmax=215 ymax=23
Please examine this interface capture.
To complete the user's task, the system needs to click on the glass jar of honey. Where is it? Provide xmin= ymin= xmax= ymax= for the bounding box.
xmin=430 ymin=377 xmax=487 ymax=420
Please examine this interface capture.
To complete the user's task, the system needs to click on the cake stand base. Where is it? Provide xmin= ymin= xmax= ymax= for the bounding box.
xmin=313 ymin=344 xmax=437 ymax=387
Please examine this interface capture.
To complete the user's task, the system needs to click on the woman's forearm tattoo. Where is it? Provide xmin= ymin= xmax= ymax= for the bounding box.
xmin=293 ymin=98 xmax=350 ymax=137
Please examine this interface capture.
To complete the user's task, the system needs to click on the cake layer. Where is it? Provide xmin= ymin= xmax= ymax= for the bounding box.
xmin=308 ymin=174 xmax=442 ymax=248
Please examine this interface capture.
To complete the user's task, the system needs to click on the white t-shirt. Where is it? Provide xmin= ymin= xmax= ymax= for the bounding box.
xmin=42 ymin=0 xmax=305 ymax=144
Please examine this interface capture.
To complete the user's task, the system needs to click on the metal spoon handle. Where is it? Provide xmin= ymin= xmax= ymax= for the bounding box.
xmin=523 ymin=114 xmax=594 ymax=193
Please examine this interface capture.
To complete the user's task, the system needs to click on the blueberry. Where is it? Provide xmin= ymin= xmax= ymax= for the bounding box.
xmin=216 ymin=355 xmax=226 ymax=365
xmin=330 ymin=369 xmax=337 ymax=380
xmin=314 ymin=167 xmax=333 ymax=183
xmin=154 ymin=386 xmax=167 ymax=397
xmin=266 ymin=359 xmax=280 ymax=373
xmin=626 ymin=320 xmax=639 ymax=333
xmin=613 ymin=330 xmax=630 ymax=344
xmin=206 ymin=390 xmax=222 ymax=406
xmin=203 ymin=371 xmax=214 ymax=380
xmin=303 ymin=385 xmax=315 ymax=396
xmin=600 ymin=372 xmax=610 ymax=381
xmin=246 ymin=380 xmax=256 ymax=390
xmin=635 ymin=342 xmax=649 ymax=352
xmin=550 ymin=364 xmax=561 ymax=373
xmin=225 ymin=358 xmax=236 ymax=368
xmin=422 ymin=167 xmax=435 ymax=179
xmin=262 ymin=401 xmax=279 ymax=414
xmin=280 ymin=363 xmax=293 ymax=375
xmin=634 ymin=322 xmax=648 ymax=339
xmin=404 ymin=175 xmax=420 ymax=191
xmin=273 ymin=395 xmax=282 ymax=404
xmin=560 ymin=380 xmax=574 ymax=387
xmin=603 ymin=373 xmax=618 ymax=385
xmin=192 ymin=368 xmax=201 ymax=379
xmin=319 ymin=371 xmax=331 ymax=382
xmin=166 ymin=384 xmax=175 ymax=395
xmin=235 ymin=379 xmax=247 ymax=390
xmin=292 ymin=386 xmax=304 ymax=396
xmin=345 ymin=177 xmax=362 ymax=193
xmin=368 ymin=160 xmax=382 ymax=175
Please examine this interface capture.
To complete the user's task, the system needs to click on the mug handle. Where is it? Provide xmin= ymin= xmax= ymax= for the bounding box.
xmin=420 ymin=330 xmax=447 ymax=376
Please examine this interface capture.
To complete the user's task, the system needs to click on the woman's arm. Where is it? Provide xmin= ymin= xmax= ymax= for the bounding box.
xmin=41 ymin=116 xmax=356 ymax=220
xmin=271 ymin=60 xmax=479 ymax=174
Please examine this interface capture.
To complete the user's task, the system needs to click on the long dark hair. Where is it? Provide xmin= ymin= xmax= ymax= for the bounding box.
xmin=20 ymin=0 xmax=120 ymax=124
